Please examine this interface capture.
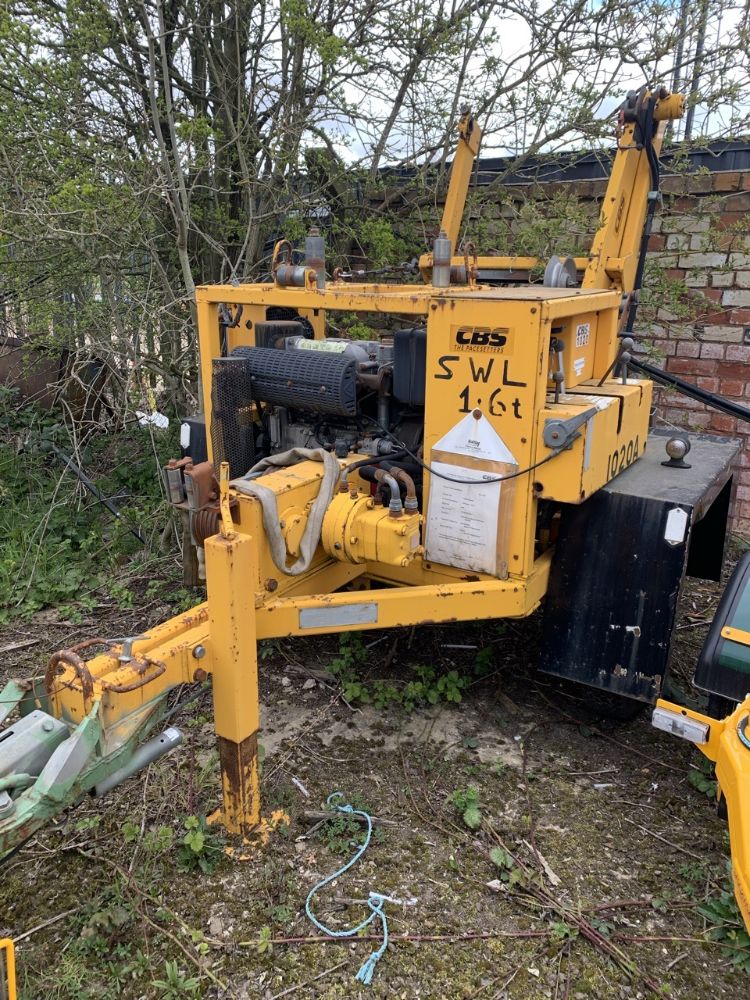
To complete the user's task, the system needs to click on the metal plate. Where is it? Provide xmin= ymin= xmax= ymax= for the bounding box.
xmin=299 ymin=603 xmax=378 ymax=629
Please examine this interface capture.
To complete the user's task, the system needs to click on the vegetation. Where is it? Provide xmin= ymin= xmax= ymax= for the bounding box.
xmin=0 ymin=389 xmax=176 ymax=621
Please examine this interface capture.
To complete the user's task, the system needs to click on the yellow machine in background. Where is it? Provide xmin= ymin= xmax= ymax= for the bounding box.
xmin=3 ymin=85 xmax=750 ymax=938
xmin=0 ymin=939 xmax=16 ymax=1000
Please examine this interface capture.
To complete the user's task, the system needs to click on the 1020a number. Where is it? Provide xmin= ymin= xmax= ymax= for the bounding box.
xmin=607 ymin=435 xmax=640 ymax=480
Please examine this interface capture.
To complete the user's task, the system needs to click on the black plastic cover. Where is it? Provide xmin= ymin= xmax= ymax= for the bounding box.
xmin=393 ymin=327 xmax=427 ymax=406
xmin=231 ymin=346 xmax=357 ymax=416
xmin=695 ymin=551 xmax=750 ymax=702
xmin=180 ymin=414 xmax=207 ymax=465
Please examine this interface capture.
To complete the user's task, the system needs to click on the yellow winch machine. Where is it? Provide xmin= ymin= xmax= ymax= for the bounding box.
xmin=3 ymin=87 xmax=750 ymax=946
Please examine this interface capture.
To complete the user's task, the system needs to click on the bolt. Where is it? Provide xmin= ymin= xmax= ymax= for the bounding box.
xmin=42 ymin=718 xmax=55 ymax=732
xmin=192 ymin=644 xmax=206 ymax=659
xmin=193 ymin=668 xmax=208 ymax=683
xmin=265 ymin=577 xmax=279 ymax=592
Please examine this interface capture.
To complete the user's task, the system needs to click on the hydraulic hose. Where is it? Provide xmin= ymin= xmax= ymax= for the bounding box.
xmin=339 ymin=450 xmax=407 ymax=493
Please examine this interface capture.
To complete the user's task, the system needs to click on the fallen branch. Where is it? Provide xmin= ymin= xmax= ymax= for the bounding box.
xmin=13 ymin=906 xmax=82 ymax=944
xmin=621 ymin=817 xmax=705 ymax=861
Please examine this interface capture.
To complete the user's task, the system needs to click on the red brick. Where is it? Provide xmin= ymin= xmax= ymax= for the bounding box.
xmin=697 ymin=376 xmax=720 ymax=392
xmin=702 ymin=288 xmax=724 ymax=303
xmin=699 ymin=310 xmax=731 ymax=325
xmin=729 ymin=309 xmax=750 ymax=324
xmin=725 ymin=345 xmax=750 ymax=362
xmin=713 ymin=171 xmax=743 ymax=192
xmin=736 ymin=485 xmax=750 ymax=502
xmin=664 ymin=268 xmax=686 ymax=281
xmin=712 ymin=413 xmax=739 ymax=433
xmin=700 ymin=343 xmax=726 ymax=359
xmin=716 ymin=212 xmax=745 ymax=231
xmin=669 ymin=357 xmax=718 ymax=375
xmin=675 ymin=340 xmax=701 ymax=357
xmin=720 ymin=379 xmax=745 ymax=396
xmin=738 ymin=469 xmax=750 ymax=486
xmin=717 ymin=362 xmax=750 ymax=379
xmin=723 ymin=193 xmax=750 ymax=212
xmin=716 ymin=230 xmax=747 ymax=251
xmin=648 ymin=234 xmax=666 ymax=251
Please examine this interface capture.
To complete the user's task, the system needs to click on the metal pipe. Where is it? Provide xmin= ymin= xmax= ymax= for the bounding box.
xmin=50 ymin=445 xmax=146 ymax=544
xmin=92 ymin=727 xmax=183 ymax=797
xmin=630 ymin=358 xmax=750 ymax=424
xmin=374 ymin=470 xmax=403 ymax=516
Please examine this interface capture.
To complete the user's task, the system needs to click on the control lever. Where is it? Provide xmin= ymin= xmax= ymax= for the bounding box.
xmin=542 ymin=407 xmax=598 ymax=450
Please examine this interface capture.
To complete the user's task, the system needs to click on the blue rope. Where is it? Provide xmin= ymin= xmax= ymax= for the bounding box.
xmin=305 ymin=792 xmax=389 ymax=985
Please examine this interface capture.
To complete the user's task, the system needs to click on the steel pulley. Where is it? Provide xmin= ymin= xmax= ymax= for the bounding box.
xmin=543 ymin=254 xmax=578 ymax=288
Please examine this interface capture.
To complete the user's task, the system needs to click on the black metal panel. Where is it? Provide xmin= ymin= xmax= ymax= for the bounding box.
xmin=540 ymin=492 xmax=688 ymax=701
xmin=539 ymin=430 xmax=739 ymax=702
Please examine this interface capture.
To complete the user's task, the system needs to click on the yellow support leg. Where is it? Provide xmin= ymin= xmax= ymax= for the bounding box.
xmin=205 ymin=530 xmax=261 ymax=834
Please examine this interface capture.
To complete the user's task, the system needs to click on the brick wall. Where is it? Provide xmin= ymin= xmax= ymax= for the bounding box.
xmin=643 ymin=172 xmax=750 ymax=535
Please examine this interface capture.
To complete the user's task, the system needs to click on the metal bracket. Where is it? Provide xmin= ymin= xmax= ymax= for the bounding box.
xmin=108 ymin=634 xmax=152 ymax=664
xmin=542 ymin=407 xmax=598 ymax=450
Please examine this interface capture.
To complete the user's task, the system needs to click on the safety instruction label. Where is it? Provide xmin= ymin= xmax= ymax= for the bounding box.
xmin=425 ymin=462 xmax=501 ymax=574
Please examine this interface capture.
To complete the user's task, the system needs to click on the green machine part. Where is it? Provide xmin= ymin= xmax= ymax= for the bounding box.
xmin=695 ymin=551 xmax=750 ymax=702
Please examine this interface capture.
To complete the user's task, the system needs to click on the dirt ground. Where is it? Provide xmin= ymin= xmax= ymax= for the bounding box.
xmin=0 ymin=559 xmax=746 ymax=999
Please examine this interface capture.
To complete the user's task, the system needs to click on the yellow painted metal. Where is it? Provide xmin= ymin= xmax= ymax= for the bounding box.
xmin=321 ymin=491 xmax=422 ymax=567
xmin=536 ymin=380 xmax=652 ymax=503
xmin=205 ymin=530 xmax=261 ymax=832
xmin=0 ymin=938 xmax=16 ymax=1000
xmin=583 ymin=90 xmax=684 ymax=294
xmin=439 ymin=109 xmax=483 ymax=249
xmin=656 ymin=696 xmax=750 ymax=930
xmin=722 ymin=626 xmax=750 ymax=648
xmin=218 ymin=461 xmax=235 ymax=538
xmin=256 ymin=548 xmax=554 ymax=638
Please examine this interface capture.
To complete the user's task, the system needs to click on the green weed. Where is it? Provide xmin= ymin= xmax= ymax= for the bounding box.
xmin=698 ymin=878 xmax=750 ymax=973
xmin=449 ymin=785 xmax=482 ymax=829
xmin=176 ymin=815 xmax=224 ymax=874
xmin=151 ymin=959 xmax=201 ymax=997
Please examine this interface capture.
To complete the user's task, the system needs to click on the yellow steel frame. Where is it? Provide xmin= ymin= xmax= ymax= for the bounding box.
xmin=419 ymin=90 xmax=684 ymax=293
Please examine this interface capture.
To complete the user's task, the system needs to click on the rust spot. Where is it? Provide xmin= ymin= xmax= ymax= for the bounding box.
xmin=193 ymin=668 xmax=208 ymax=683
xmin=462 ymin=575 xmax=480 ymax=582
xmin=265 ymin=578 xmax=279 ymax=592
xmin=218 ymin=733 xmax=260 ymax=831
